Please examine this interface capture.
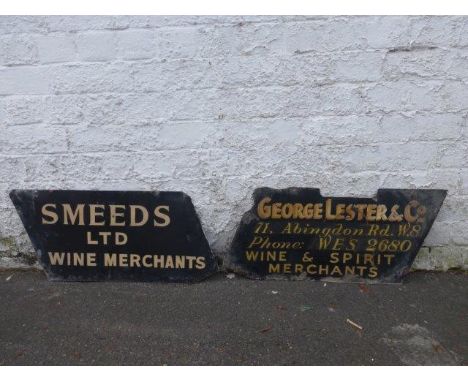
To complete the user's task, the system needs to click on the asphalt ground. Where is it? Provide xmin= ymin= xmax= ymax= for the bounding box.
xmin=0 ymin=270 xmax=466 ymax=365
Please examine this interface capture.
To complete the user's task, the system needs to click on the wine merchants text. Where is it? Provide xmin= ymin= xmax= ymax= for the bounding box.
xmin=10 ymin=190 xmax=217 ymax=281
xmin=47 ymin=252 xmax=206 ymax=269
xmin=230 ymin=188 xmax=447 ymax=282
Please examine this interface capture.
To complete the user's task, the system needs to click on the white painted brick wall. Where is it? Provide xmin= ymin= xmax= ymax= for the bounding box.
xmin=0 ymin=16 xmax=467 ymax=270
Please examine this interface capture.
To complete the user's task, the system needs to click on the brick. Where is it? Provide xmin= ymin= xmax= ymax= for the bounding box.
xmin=300 ymin=116 xmax=380 ymax=146
xmin=409 ymin=16 xmax=464 ymax=47
xmin=0 ymin=66 xmax=53 ymax=95
xmin=380 ymin=113 xmax=464 ymax=141
xmin=413 ymin=247 xmax=467 ymax=271
xmin=436 ymin=196 xmax=468 ymax=223
xmin=440 ymin=81 xmax=468 ymax=112
xmin=131 ymin=59 xmax=217 ymax=92
xmin=67 ymin=122 xmax=222 ymax=152
xmin=0 ymin=16 xmax=48 ymax=34
xmin=43 ymin=95 xmax=84 ymax=125
xmin=42 ymin=16 xmax=131 ymax=33
xmin=50 ymin=63 xmax=134 ymax=94
xmin=0 ymin=15 xmax=467 ymax=270
xmin=365 ymin=80 xmax=446 ymax=112
xmin=115 ymin=29 xmax=157 ymax=60
xmin=383 ymin=48 xmax=468 ymax=80
xmin=0 ymin=33 xmax=38 ymax=65
xmin=363 ymin=16 xmax=413 ymax=49
xmin=0 ymin=125 xmax=68 ymax=154
xmin=0 ymin=97 xmax=45 ymax=126
xmin=0 ymin=156 xmax=27 ymax=182
xmin=329 ymin=142 xmax=447 ymax=173
xmin=75 ymin=31 xmax=117 ymax=61
xmin=0 ymin=208 xmax=27 ymax=238
xmin=458 ymin=17 xmax=468 ymax=47
xmin=460 ymin=169 xmax=468 ymax=195
xmin=379 ymin=169 xmax=462 ymax=197
xmin=35 ymin=33 xmax=76 ymax=63
xmin=328 ymin=51 xmax=384 ymax=82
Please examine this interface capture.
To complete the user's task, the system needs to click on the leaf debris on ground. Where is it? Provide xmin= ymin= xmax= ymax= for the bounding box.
xmin=259 ymin=325 xmax=273 ymax=333
xmin=346 ymin=318 xmax=363 ymax=331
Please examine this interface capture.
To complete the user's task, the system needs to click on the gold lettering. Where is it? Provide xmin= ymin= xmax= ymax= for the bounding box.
xmin=42 ymin=204 xmax=58 ymax=224
xmin=186 ymin=256 xmax=196 ymax=269
xmin=87 ymin=231 xmax=98 ymax=245
xmin=248 ymin=237 xmax=263 ymax=249
xmin=48 ymin=251 xmax=64 ymax=265
xmin=403 ymin=200 xmax=419 ymax=223
xmin=130 ymin=205 xmax=149 ymax=227
xmin=115 ymin=232 xmax=127 ymax=245
xmin=119 ymin=254 xmax=129 ymax=267
xmin=325 ymin=199 xmax=336 ymax=220
xmin=313 ymin=204 xmax=323 ymax=219
xmin=154 ymin=205 xmax=170 ymax=227
xmin=99 ymin=231 xmax=112 ymax=245
xmin=366 ymin=204 xmax=377 ymax=221
xmin=104 ymin=253 xmax=117 ymax=266
xmin=376 ymin=205 xmax=388 ymax=221
xmin=345 ymin=204 xmax=356 ymax=221
xmin=269 ymin=263 xmax=281 ymax=273
xmin=195 ymin=257 xmax=206 ymax=270
xmin=63 ymin=204 xmax=85 ymax=225
xmin=129 ymin=254 xmax=140 ymax=267
xmin=355 ymin=204 xmax=367 ymax=221
xmin=388 ymin=205 xmax=403 ymax=222
xmin=175 ymin=255 xmax=185 ymax=268
xmin=257 ymin=197 xmax=272 ymax=219
xmin=304 ymin=203 xmax=314 ymax=219
xmin=335 ymin=204 xmax=345 ymax=219
xmin=142 ymin=255 xmax=153 ymax=267
xmin=368 ymin=267 xmax=378 ymax=278
xmin=281 ymin=204 xmax=293 ymax=219
xmin=272 ymin=203 xmax=282 ymax=219
xmin=109 ymin=205 xmax=126 ymax=226
xmin=89 ymin=204 xmax=105 ymax=226
xmin=87 ymin=253 xmax=96 ymax=267
xmin=165 ymin=256 xmax=174 ymax=268
xmin=294 ymin=203 xmax=304 ymax=219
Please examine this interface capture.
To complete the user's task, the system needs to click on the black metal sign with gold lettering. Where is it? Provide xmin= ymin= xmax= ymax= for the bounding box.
xmin=229 ymin=188 xmax=446 ymax=283
xmin=10 ymin=190 xmax=217 ymax=282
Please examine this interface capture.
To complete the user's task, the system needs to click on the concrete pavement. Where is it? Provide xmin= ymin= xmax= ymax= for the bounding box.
xmin=0 ymin=270 xmax=466 ymax=365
